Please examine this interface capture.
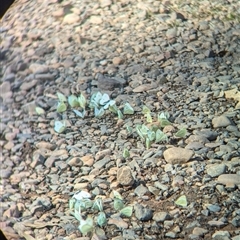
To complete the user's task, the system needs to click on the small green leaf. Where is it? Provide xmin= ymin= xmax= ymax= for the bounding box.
xmin=175 ymin=195 xmax=187 ymax=207
xmin=99 ymin=93 xmax=110 ymax=105
xmin=123 ymin=103 xmax=134 ymax=114
xmin=54 ymin=121 xmax=66 ymax=133
xmin=73 ymin=109 xmax=85 ymax=118
xmin=114 ymin=198 xmax=124 ymax=211
xmin=92 ymin=198 xmax=103 ymax=212
xmin=136 ymin=125 xmax=145 ymax=141
xmin=146 ymin=137 xmax=151 ymax=149
xmin=141 ymin=125 xmax=149 ymax=135
xmin=109 ymin=103 xmax=118 ymax=113
xmin=74 ymin=210 xmax=82 ymax=222
xmin=147 ymin=131 xmax=155 ymax=141
xmin=117 ymin=109 xmax=123 ymax=119
xmin=145 ymin=112 xmax=152 ymax=123
xmin=126 ymin=125 xmax=133 ymax=134
xmin=69 ymin=198 xmax=75 ymax=210
xmin=79 ymin=217 xmax=94 ymax=234
xmin=113 ymin=190 xmax=123 ymax=200
xmin=73 ymin=191 xmax=91 ymax=200
xmin=97 ymin=212 xmax=107 ymax=227
xmin=123 ymin=148 xmax=130 ymax=158
xmin=94 ymin=107 xmax=105 ymax=118
xmin=155 ymin=129 xmax=168 ymax=143
xmin=57 ymin=101 xmax=67 ymax=113
xmin=120 ymin=206 xmax=133 ymax=217
xmin=79 ymin=199 xmax=93 ymax=210
xmin=104 ymin=100 xmax=116 ymax=110
xmin=175 ymin=128 xmax=187 ymax=138
xmin=35 ymin=107 xmax=45 ymax=115
xmin=142 ymin=105 xmax=151 ymax=114
xmin=159 ymin=118 xmax=171 ymax=128
xmin=78 ymin=93 xmax=87 ymax=109
xmin=57 ymin=92 xmax=67 ymax=102
xmin=68 ymin=95 xmax=79 ymax=108
xmin=158 ymin=112 xmax=170 ymax=120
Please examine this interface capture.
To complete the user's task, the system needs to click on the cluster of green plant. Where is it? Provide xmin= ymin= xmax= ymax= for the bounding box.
xmin=69 ymin=190 xmax=133 ymax=236
xmin=123 ymin=105 xmax=187 ymax=152
xmin=36 ymin=91 xmax=135 ymax=133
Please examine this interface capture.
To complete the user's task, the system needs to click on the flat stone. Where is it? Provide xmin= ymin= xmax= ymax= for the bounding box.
xmin=206 ymin=164 xmax=226 ymax=177
xmin=134 ymin=184 xmax=149 ymax=197
xmin=212 ymin=230 xmax=230 ymax=238
xmin=117 ymin=166 xmax=134 ymax=186
xmin=89 ymin=15 xmax=102 ymax=24
xmin=163 ymin=147 xmax=194 ymax=164
xmin=217 ymin=174 xmax=240 ymax=188
xmin=29 ymin=63 xmax=49 ymax=74
xmin=153 ymin=211 xmax=171 ymax=222
xmin=192 ymin=227 xmax=208 ymax=236
xmin=63 ymin=13 xmax=80 ymax=24
xmin=212 ymin=115 xmax=232 ymax=128
xmin=81 ymin=155 xmax=94 ymax=166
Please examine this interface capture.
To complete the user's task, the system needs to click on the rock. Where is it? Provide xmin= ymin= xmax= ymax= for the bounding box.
xmin=153 ymin=211 xmax=171 ymax=222
xmin=206 ymin=164 xmax=226 ymax=177
xmin=134 ymin=203 xmax=153 ymax=221
xmin=89 ymin=15 xmax=102 ymax=24
xmin=96 ymin=73 xmax=125 ymax=91
xmin=134 ymin=184 xmax=149 ymax=197
xmin=163 ymin=147 xmax=194 ymax=164
xmin=185 ymin=135 xmax=209 ymax=144
xmin=217 ymin=174 xmax=240 ymax=188
xmin=108 ymin=217 xmax=128 ymax=229
xmin=0 ymin=81 xmax=12 ymax=100
xmin=212 ymin=115 xmax=232 ymax=128
xmin=192 ymin=227 xmax=208 ymax=236
xmin=122 ymin=229 xmax=136 ymax=240
xmin=112 ymin=57 xmax=124 ymax=65
xmin=231 ymin=216 xmax=240 ymax=227
xmin=81 ymin=155 xmax=94 ymax=166
xmin=100 ymin=0 xmax=112 ymax=7
xmin=133 ymin=84 xmax=153 ymax=93
xmin=166 ymin=28 xmax=177 ymax=39
xmin=208 ymin=220 xmax=225 ymax=227
xmin=93 ymin=157 xmax=111 ymax=169
xmin=195 ymin=129 xmax=218 ymax=141
xmin=205 ymin=204 xmax=221 ymax=212
xmin=29 ymin=63 xmax=49 ymax=74
xmin=95 ymin=149 xmax=111 ymax=161
xmin=20 ymin=79 xmax=38 ymax=91
xmin=117 ymin=166 xmax=134 ymax=186
xmin=63 ymin=13 xmax=80 ymax=24
xmin=212 ymin=230 xmax=230 ymax=239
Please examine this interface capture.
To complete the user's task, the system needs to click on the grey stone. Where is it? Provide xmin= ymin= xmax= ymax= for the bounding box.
xmin=192 ymin=227 xmax=208 ymax=236
xmin=232 ymin=216 xmax=240 ymax=227
xmin=134 ymin=203 xmax=153 ymax=221
xmin=212 ymin=230 xmax=230 ymax=240
xmin=206 ymin=164 xmax=226 ymax=177
xmin=153 ymin=212 xmax=171 ymax=222
xmin=93 ymin=157 xmax=111 ymax=169
xmin=122 ymin=229 xmax=136 ymax=240
xmin=212 ymin=115 xmax=232 ymax=128
xmin=205 ymin=204 xmax=221 ymax=212
xmin=134 ymin=184 xmax=149 ymax=197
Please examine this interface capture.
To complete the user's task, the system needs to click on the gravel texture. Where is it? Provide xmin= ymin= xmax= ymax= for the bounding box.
xmin=1 ymin=0 xmax=240 ymax=239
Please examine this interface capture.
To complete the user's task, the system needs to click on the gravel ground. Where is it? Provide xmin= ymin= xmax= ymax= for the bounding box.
xmin=1 ymin=0 xmax=240 ymax=239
